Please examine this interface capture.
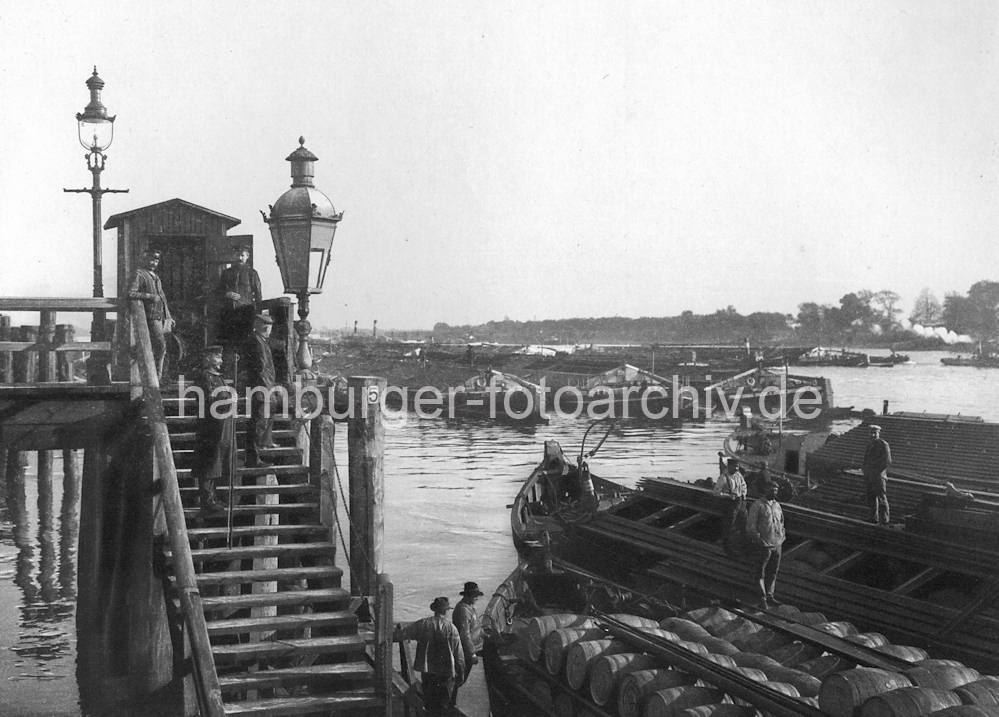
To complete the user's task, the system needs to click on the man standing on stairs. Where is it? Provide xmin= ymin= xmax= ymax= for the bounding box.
xmin=396 ymin=597 xmax=465 ymax=715
xmin=127 ymin=248 xmax=174 ymax=379
xmin=192 ymin=345 xmax=230 ymax=513
xmin=243 ymin=313 xmax=279 ymax=468
xmin=216 ymin=243 xmax=262 ymax=373
xmin=453 ymin=580 xmax=484 ymax=697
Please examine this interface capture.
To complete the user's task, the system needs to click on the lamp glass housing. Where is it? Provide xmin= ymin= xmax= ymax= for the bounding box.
xmin=78 ymin=117 xmax=114 ymax=152
xmin=269 ymin=217 xmax=337 ymax=294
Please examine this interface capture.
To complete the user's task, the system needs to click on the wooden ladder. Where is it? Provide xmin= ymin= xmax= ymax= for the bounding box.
xmin=165 ymin=396 xmax=383 ymax=716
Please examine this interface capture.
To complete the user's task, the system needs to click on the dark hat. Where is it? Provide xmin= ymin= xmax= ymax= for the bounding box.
xmin=253 ymin=313 xmax=274 ymax=325
xmin=233 ymin=242 xmax=252 ymax=252
xmin=143 ymin=248 xmax=162 ymax=258
xmin=203 ymin=344 xmax=224 ymax=354
xmin=762 ymin=478 xmax=777 ymax=493
xmin=726 ymin=458 xmax=739 ymax=468
xmin=460 ymin=581 xmax=484 ymax=597
xmin=430 ymin=596 xmax=451 ymax=612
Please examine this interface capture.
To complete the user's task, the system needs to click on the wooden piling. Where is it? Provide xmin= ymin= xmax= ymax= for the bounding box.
xmin=60 ymin=448 xmax=81 ymax=599
xmin=347 ymin=376 xmax=386 ymax=597
xmin=0 ymin=314 xmax=11 ymax=383
xmin=310 ymin=412 xmax=338 ymax=550
xmin=375 ymin=573 xmax=395 ymax=713
xmin=56 ymin=324 xmax=76 ymax=381
xmin=37 ymin=449 xmax=56 ymax=602
xmin=38 ymin=310 xmax=56 ymax=382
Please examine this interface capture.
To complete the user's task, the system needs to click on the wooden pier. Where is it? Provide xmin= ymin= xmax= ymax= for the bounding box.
xmin=0 ymin=297 xmax=400 ymax=716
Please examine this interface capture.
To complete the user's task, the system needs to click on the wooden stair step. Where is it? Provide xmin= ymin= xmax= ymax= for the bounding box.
xmin=176 ymin=465 xmax=309 ymax=481
xmin=218 ymin=662 xmax=373 ymax=691
xmin=183 ymin=502 xmax=319 ymax=518
xmin=180 ymin=484 xmax=319 ymax=497
xmin=208 ymin=610 xmax=357 ymax=637
xmin=212 ymin=634 xmax=366 ymax=663
xmin=191 ymin=541 xmax=334 ymax=562
xmin=187 ymin=524 xmax=327 ymax=541
xmin=202 ymin=588 xmax=348 ymax=612
xmin=166 ymin=414 xmax=294 ymax=427
xmin=170 ymin=429 xmax=298 ymax=444
xmin=173 ymin=447 xmax=302 ymax=461
xmin=222 ymin=691 xmax=381 ymax=716
xmin=197 ymin=565 xmax=341 ymax=586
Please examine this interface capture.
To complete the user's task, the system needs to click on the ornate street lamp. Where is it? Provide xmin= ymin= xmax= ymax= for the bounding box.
xmin=262 ymin=137 xmax=343 ymax=373
xmin=64 ymin=67 xmax=128 ymax=381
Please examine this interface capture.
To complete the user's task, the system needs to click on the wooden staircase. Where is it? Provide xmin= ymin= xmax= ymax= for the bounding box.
xmin=164 ymin=397 xmax=383 ymax=716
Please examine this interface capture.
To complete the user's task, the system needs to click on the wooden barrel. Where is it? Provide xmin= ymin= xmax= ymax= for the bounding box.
xmin=643 ymin=686 xmax=727 ymax=717
xmin=818 ymin=668 xmax=914 ymax=717
xmin=676 ymin=640 xmax=709 ymax=656
xmin=731 ymin=652 xmax=782 ymax=672
xmin=918 ymin=660 xmax=969 ymax=669
xmin=765 ymin=666 xmax=822 ymax=697
xmin=767 ymin=640 xmax=820 ymax=667
xmin=544 ymin=628 xmax=606 ymax=675
xmin=733 ymin=666 xmax=768 ymax=682
xmin=796 ymin=611 xmax=828 ymax=625
xmin=711 ymin=617 xmax=762 ymax=641
xmin=660 ymin=617 xmax=711 ymax=641
xmin=589 ymin=653 xmax=662 ymax=706
xmin=526 ymin=615 xmax=596 ymax=661
xmin=926 ymin=707 xmax=999 ymax=716
xmin=641 ymin=628 xmax=681 ymax=643
xmin=798 ymin=655 xmax=856 ymax=679
xmin=847 ymin=632 xmax=889 ymax=648
xmin=683 ymin=606 xmax=738 ymax=632
xmin=772 ymin=603 xmax=802 ymax=620
xmin=955 ymin=678 xmax=999 ymax=706
xmin=697 ymin=636 xmax=739 ymax=656
xmin=704 ymin=653 xmax=737 ymax=669
xmin=731 ymin=629 xmax=787 ymax=653
xmin=675 ymin=706 xmax=755 ymax=717
xmin=763 ymin=681 xmax=801 ymax=697
xmin=815 ymin=621 xmax=859 ymax=637
xmin=876 ymin=644 xmax=930 ymax=663
xmin=858 ymin=687 xmax=963 ymax=717
xmin=618 ymin=669 xmax=698 ymax=717
xmin=906 ymin=665 xmax=981 ymax=690
xmin=565 ymin=639 xmax=628 ymax=690
xmin=611 ymin=614 xmax=662 ymax=629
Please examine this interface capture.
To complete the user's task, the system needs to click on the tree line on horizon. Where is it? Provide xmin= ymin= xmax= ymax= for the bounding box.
xmin=425 ymin=280 xmax=999 ymax=347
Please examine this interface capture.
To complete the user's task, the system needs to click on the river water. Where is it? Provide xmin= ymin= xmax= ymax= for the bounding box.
xmin=2 ymin=350 xmax=997 ymax=715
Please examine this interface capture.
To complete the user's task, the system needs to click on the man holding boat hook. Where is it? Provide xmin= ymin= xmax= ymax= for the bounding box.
xmin=747 ymin=479 xmax=785 ymax=609
xmin=453 ymin=581 xmax=485 ymax=694
xmin=395 ymin=597 xmax=465 ymax=715
xmin=862 ymin=424 xmax=892 ymax=525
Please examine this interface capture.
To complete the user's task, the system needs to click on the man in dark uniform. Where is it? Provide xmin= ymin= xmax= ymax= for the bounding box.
xmin=127 ymin=248 xmax=174 ymax=379
xmin=863 ymin=424 xmax=892 ymax=525
xmin=217 ymin=243 xmax=262 ymax=367
xmin=191 ymin=345 xmax=232 ymax=513
xmin=243 ymin=314 xmax=279 ymax=468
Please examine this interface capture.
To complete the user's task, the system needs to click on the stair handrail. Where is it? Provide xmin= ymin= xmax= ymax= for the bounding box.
xmin=129 ymin=300 xmax=225 ymax=717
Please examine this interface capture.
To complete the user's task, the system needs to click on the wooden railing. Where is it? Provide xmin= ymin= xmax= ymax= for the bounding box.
xmin=0 ymin=297 xmax=118 ymax=384
xmin=129 ymin=299 xmax=225 ymax=717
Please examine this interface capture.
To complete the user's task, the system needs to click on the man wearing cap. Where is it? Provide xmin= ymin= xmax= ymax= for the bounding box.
xmin=714 ymin=458 xmax=747 ymax=555
xmin=862 ymin=424 xmax=892 ymax=525
xmin=242 ymin=313 xmax=279 ymax=467
xmin=191 ymin=345 xmax=233 ymax=513
xmin=216 ymin=244 xmax=262 ymax=360
xmin=746 ymin=479 xmax=785 ymax=609
xmin=396 ymin=597 xmax=465 ymax=715
xmin=453 ymin=581 xmax=484 ymax=689
xmin=127 ymin=248 xmax=174 ymax=379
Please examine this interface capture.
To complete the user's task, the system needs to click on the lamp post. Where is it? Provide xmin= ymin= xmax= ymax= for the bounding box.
xmin=64 ymin=67 xmax=128 ymax=381
xmin=262 ymin=137 xmax=343 ymax=374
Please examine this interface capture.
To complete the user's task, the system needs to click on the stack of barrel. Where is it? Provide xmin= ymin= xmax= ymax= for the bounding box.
xmin=519 ymin=605 xmax=999 ymax=717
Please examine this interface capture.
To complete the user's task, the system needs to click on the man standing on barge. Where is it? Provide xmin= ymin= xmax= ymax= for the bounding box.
xmin=862 ymin=424 xmax=892 ymax=525
xmin=747 ymin=479 xmax=785 ymax=609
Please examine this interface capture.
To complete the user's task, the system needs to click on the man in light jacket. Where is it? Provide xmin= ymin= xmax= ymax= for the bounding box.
xmin=453 ymin=581 xmax=484 ymax=688
xmin=397 ymin=597 xmax=465 ymax=715
xmin=746 ymin=479 xmax=785 ymax=609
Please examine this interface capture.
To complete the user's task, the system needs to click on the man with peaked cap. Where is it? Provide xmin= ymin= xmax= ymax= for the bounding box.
xmin=242 ymin=313 xmax=279 ymax=468
xmin=453 ymin=581 xmax=485 ymax=690
xmin=191 ymin=345 xmax=233 ymax=513
xmin=746 ymin=478 xmax=785 ymax=609
xmin=862 ymin=423 xmax=892 ymax=525
xmin=216 ymin=243 xmax=262 ymax=366
xmin=396 ymin=596 xmax=465 ymax=715
xmin=127 ymin=248 xmax=174 ymax=379
xmin=715 ymin=458 xmax=748 ymax=555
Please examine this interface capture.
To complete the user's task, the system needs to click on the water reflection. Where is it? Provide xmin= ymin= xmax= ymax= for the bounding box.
xmin=2 ymin=449 xmax=78 ymax=696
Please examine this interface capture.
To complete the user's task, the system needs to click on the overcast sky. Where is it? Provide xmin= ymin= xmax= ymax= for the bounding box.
xmin=2 ymin=1 xmax=997 ymax=330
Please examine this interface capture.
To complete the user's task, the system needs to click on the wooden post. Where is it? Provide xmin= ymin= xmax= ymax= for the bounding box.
xmin=21 ymin=326 xmax=38 ymax=383
xmin=55 ymin=324 xmax=76 ymax=382
xmin=0 ymin=314 xmax=11 ymax=383
xmin=38 ymin=310 xmax=56 ymax=382
xmin=37 ymin=449 xmax=56 ymax=602
xmin=347 ymin=376 xmax=385 ymax=597
xmin=60 ymin=448 xmax=81 ymax=599
xmin=375 ymin=573 xmax=394 ymax=714
xmin=310 ymin=413 xmax=338 ymax=550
